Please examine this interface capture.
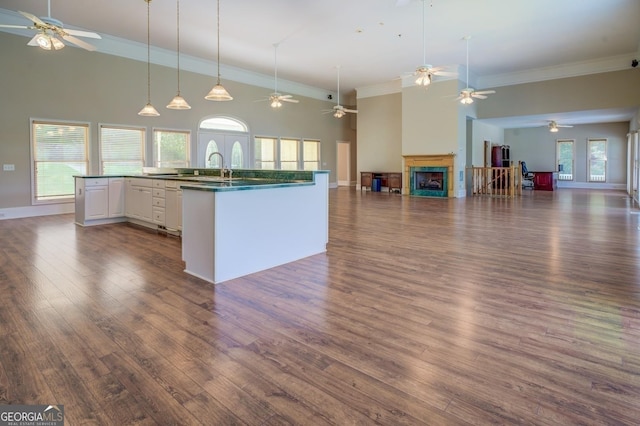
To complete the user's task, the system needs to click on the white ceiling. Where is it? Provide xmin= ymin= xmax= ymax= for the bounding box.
xmin=1 ymin=0 xmax=639 ymax=127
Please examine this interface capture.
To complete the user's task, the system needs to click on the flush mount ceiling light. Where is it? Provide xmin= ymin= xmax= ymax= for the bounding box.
xmin=205 ymin=0 xmax=232 ymax=101
xmin=456 ymin=36 xmax=495 ymax=105
xmin=138 ymin=0 xmax=159 ymax=116
xmin=167 ymin=0 xmax=190 ymax=109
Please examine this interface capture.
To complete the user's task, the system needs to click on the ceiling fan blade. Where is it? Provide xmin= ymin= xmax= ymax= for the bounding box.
xmin=64 ymin=28 xmax=101 ymax=39
xmin=433 ymin=70 xmax=457 ymax=77
xmin=343 ymin=108 xmax=358 ymax=114
xmin=281 ymin=98 xmax=299 ymax=103
xmin=0 ymin=24 xmax=31 ymax=29
xmin=18 ymin=11 xmax=46 ymax=26
xmin=278 ymin=94 xmax=292 ymax=99
xmin=474 ymin=90 xmax=496 ymax=95
xmin=62 ymin=34 xmax=96 ymax=51
xmin=472 ymin=94 xmax=488 ymax=100
xmin=558 ymin=125 xmax=573 ymax=128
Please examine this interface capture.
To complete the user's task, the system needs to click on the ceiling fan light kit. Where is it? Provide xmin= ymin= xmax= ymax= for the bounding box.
xmin=205 ymin=0 xmax=232 ymax=101
xmin=457 ymin=35 xmax=495 ymax=105
xmin=167 ymin=0 xmax=190 ymax=110
xmin=324 ymin=66 xmax=357 ymax=119
xmin=33 ymin=33 xmax=64 ymax=50
xmin=138 ymin=0 xmax=159 ymax=117
xmin=265 ymin=43 xmax=299 ymax=109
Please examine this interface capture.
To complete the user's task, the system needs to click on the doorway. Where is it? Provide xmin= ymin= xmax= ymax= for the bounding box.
xmin=337 ymin=141 xmax=351 ymax=186
xmin=198 ymin=132 xmax=250 ymax=169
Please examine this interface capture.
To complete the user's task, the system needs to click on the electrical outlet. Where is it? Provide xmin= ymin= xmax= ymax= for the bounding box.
xmin=3 ymin=164 xmax=15 ymax=171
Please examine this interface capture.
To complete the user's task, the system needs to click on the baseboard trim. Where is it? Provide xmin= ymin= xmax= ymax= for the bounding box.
xmin=0 ymin=203 xmax=74 ymax=220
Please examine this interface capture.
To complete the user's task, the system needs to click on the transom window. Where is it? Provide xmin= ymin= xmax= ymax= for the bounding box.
xmin=32 ymin=119 xmax=89 ymax=202
xmin=200 ymin=117 xmax=248 ymax=132
xmin=99 ymin=124 xmax=145 ymax=175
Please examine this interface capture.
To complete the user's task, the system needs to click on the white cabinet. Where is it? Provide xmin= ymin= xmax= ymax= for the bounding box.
xmin=85 ymin=179 xmax=109 ymax=220
xmin=108 ymin=178 xmax=125 ymax=217
xmin=125 ymin=178 xmax=153 ymax=222
xmin=75 ymin=177 xmax=126 ymax=226
xmin=165 ymin=180 xmax=182 ymax=231
xmin=152 ymin=180 xmax=166 ymax=226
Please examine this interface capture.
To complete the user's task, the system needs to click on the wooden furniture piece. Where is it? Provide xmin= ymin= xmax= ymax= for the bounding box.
xmin=533 ymin=171 xmax=558 ymax=191
xmin=360 ymin=172 xmax=402 ymax=192
xmin=491 ymin=145 xmax=511 ymax=167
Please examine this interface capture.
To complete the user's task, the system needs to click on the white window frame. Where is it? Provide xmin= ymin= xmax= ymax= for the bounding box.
xmin=556 ymin=139 xmax=574 ymax=181
xmin=99 ymin=124 xmax=146 ymax=175
xmin=303 ymin=139 xmax=321 ymax=171
xmin=254 ymin=136 xmax=321 ymax=170
xmin=30 ymin=118 xmax=90 ymax=204
xmin=254 ymin=136 xmax=277 ymax=169
xmin=588 ymin=138 xmax=607 ymax=183
xmin=153 ymin=128 xmax=191 ymax=168
xmin=279 ymin=138 xmax=299 ymax=170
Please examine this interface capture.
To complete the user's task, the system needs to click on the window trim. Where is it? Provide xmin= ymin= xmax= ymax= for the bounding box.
xmin=556 ymin=139 xmax=575 ymax=181
xmin=254 ymin=136 xmax=321 ymax=170
xmin=98 ymin=123 xmax=146 ymax=176
xmin=30 ymin=118 xmax=90 ymax=205
xmin=587 ymin=138 xmax=607 ymax=183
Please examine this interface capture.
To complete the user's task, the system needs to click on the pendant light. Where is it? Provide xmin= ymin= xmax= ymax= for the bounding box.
xmin=205 ymin=0 xmax=232 ymax=101
xmin=167 ymin=0 xmax=191 ymax=109
xmin=138 ymin=0 xmax=159 ymax=116
xmin=457 ymin=35 xmax=496 ymax=105
xmin=415 ymin=0 xmax=431 ymax=87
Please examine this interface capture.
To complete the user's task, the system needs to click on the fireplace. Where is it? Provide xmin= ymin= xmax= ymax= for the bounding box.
xmin=403 ymin=154 xmax=455 ymax=197
xmin=410 ymin=167 xmax=448 ymax=197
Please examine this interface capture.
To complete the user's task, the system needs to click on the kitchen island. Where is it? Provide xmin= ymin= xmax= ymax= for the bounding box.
xmin=180 ymin=171 xmax=329 ymax=284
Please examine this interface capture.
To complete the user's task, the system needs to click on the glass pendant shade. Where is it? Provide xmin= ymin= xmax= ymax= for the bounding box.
xmin=205 ymin=82 xmax=233 ymax=101
xmin=167 ymin=94 xmax=191 ymax=109
xmin=206 ymin=0 xmax=232 ymax=101
xmin=333 ymin=109 xmax=345 ymax=118
xmin=415 ymin=68 xmax=432 ymax=87
xmin=167 ymin=0 xmax=190 ymax=110
xmin=550 ymin=126 xmax=559 ymax=133
xmin=34 ymin=33 xmax=64 ymax=50
xmin=139 ymin=0 xmax=159 ymax=117
xmin=139 ymin=102 xmax=160 ymax=116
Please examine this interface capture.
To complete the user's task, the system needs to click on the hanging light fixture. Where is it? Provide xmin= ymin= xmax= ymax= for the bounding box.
xmin=457 ymin=36 xmax=495 ymax=105
xmin=415 ymin=0 xmax=431 ymax=87
xmin=138 ymin=0 xmax=159 ymax=116
xmin=167 ymin=0 xmax=190 ymax=109
xmin=33 ymin=32 xmax=64 ymax=50
xmin=205 ymin=0 xmax=232 ymax=101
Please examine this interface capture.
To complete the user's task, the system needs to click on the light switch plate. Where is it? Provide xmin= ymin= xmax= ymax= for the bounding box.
xmin=3 ymin=164 xmax=15 ymax=171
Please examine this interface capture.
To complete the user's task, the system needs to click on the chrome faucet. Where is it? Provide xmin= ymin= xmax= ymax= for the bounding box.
xmin=207 ymin=151 xmax=225 ymax=177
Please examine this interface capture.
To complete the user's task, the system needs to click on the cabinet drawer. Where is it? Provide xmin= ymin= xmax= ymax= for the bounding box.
xmin=152 ymin=208 xmax=165 ymax=224
xmin=153 ymin=180 xmax=165 ymax=188
xmin=85 ymin=178 xmax=109 ymax=187
xmin=130 ymin=178 xmax=152 ymax=187
xmin=152 ymin=188 xmax=165 ymax=198
xmin=165 ymin=180 xmax=178 ymax=189
xmin=153 ymin=197 xmax=165 ymax=207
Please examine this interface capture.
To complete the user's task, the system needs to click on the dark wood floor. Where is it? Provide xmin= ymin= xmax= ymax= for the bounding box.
xmin=1 ymin=188 xmax=640 ymax=425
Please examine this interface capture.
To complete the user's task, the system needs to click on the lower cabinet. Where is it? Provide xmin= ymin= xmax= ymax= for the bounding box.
xmin=360 ymin=171 xmax=403 ymax=192
xmin=165 ymin=180 xmax=182 ymax=232
xmin=533 ymin=172 xmax=558 ymax=191
xmin=125 ymin=178 xmax=153 ymax=222
xmin=75 ymin=177 xmax=126 ymax=226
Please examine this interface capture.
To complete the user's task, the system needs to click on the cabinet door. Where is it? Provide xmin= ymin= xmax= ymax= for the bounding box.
xmin=165 ymin=189 xmax=178 ymax=231
xmin=125 ymin=179 xmax=135 ymax=217
xmin=361 ymin=172 xmax=373 ymax=188
xmin=388 ymin=173 xmax=402 ymax=190
xmin=85 ymin=186 xmax=109 ymax=219
xmin=139 ymin=188 xmax=153 ymax=221
xmin=108 ymin=178 xmax=125 ymax=217
xmin=177 ymin=190 xmax=183 ymax=231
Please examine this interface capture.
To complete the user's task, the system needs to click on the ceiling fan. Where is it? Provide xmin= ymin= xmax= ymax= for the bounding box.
xmin=323 ymin=66 xmax=357 ymax=118
xmin=456 ymin=36 xmax=495 ymax=104
xmin=547 ymin=121 xmax=573 ymax=132
xmin=411 ymin=0 xmax=455 ymax=87
xmin=258 ymin=43 xmax=299 ymax=108
xmin=0 ymin=0 xmax=101 ymax=51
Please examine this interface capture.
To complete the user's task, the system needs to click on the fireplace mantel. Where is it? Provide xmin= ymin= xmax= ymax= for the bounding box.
xmin=403 ymin=154 xmax=455 ymax=197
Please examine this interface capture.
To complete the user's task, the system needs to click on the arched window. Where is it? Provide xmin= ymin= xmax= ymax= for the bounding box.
xmin=200 ymin=117 xmax=248 ymax=132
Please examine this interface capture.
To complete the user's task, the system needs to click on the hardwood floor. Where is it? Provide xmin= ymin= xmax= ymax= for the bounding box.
xmin=1 ymin=188 xmax=640 ymax=425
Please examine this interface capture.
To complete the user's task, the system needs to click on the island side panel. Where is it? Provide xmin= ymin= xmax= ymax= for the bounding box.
xmin=212 ymin=182 xmax=327 ymax=284
xmin=182 ymin=189 xmax=215 ymax=282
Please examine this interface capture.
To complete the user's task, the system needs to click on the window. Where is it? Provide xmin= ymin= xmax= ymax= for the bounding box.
xmin=303 ymin=140 xmax=321 ymax=170
xmin=32 ymin=120 xmax=89 ymax=202
xmin=280 ymin=138 xmax=299 ymax=170
xmin=255 ymin=137 xmax=276 ymax=169
xmin=99 ymin=125 xmax=145 ymax=175
xmin=556 ymin=139 xmax=574 ymax=181
xmin=588 ymin=138 xmax=607 ymax=182
xmin=154 ymin=129 xmax=190 ymax=168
